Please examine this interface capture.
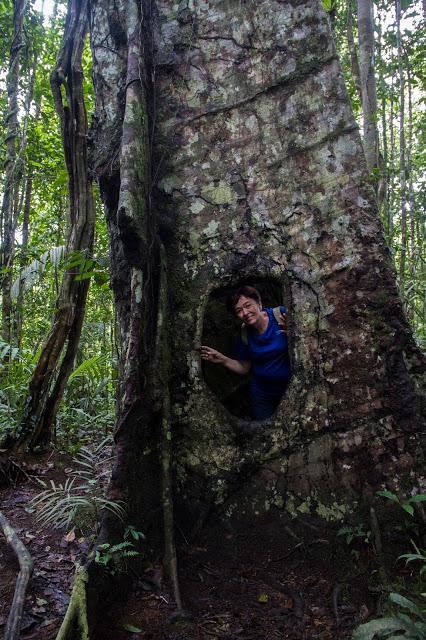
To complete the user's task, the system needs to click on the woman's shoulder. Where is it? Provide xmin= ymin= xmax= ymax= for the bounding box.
xmin=265 ymin=305 xmax=286 ymax=319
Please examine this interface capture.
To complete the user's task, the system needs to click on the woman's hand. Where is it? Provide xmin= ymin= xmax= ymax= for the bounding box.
xmin=200 ymin=346 xmax=251 ymax=375
xmin=200 ymin=346 xmax=225 ymax=364
xmin=278 ymin=311 xmax=287 ymax=333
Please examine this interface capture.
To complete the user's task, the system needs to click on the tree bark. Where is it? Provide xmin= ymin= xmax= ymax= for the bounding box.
xmin=357 ymin=0 xmax=380 ymax=178
xmin=396 ymin=0 xmax=407 ymax=287
xmin=346 ymin=0 xmax=362 ymax=105
xmin=0 ymin=510 xmax=33 ymax=640
xmin=405 ymin=51 xmax=416 ymax=270
xmin=13 ymin=51 xmax=39 ymax=348
xmin=11 ymin=0 xmax=95 ymax=451
xmin=13 ymin=176 xmax=32 ymax=349
xmin=89 ymin=0 xmax=425 ymax=545
xmin=0 ymin=0 xmax=27 ymax=345
xmin=389 ymin=78 xmax=395 ymax=242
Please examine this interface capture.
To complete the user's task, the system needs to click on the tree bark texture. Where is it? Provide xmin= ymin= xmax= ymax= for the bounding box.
xmin=152 ymin=0 xmax=425 ymax=520
xmin=89 ymin=0 xmax=425 ymax=542
xmin=1 ymin=0 xmax=27 ymax=345
xmin=357 ymin=0 xmax=380 ymax=177
xmin=0 ymin=510 xmax=33 ymax=640
xmin=346 ymin=0 xmax=362 ymax=105
xmin=396 ymin=0 xmax=407 ymax=286
xmin=13 ymin=0 xmax=95 ymax=451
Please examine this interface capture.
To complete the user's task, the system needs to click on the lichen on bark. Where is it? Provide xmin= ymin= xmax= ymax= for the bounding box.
xmin=150 ymin=0 xmax=424 ymax=519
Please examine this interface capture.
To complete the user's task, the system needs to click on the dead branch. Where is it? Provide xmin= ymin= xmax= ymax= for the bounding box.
xmin=0 ymin=510 xmax=33 ymax=640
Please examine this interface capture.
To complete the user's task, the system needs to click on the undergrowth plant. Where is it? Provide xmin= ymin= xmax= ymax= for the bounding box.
xmin=30 ymin=437 xmax=124 ymax=536
xmin=0 ymin=340 xmax=37 ymax=442
xmin=0 ymin=336 xmax=115 ymax=452
xmin=352 ymin=592 xmax=426 ymax=639
xmin=351 ymin=490 xmax=426 ymax=639
xmin=338 ymin=523 xmax=372 ymax=560
xmin=94 ymin=526 xmax=145 ymax=576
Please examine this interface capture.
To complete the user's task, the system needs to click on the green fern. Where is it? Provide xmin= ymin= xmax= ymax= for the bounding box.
xmin=30 ymin=477 xmax=126 ymax=533
xmin=352 ymin=593 xmax=426 ymax=640
xmin=30 ymin=438 xmax=125 ymax=534
xmin=95 ymin=539 xmax=141 ymax=575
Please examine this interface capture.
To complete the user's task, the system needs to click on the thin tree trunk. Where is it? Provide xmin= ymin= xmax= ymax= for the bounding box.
xmin=13 ymin=176 xmax=32 ymax=348
xmin=396 ymin=0 xmax=407 ymax=287
xmin=13 ymin=51 xmax=39 ymax=348
xmin=0 ymin=0 xmax=27 ymax=344
xmin=12 ymin=0 xmax=95 ymax=451
xmin=405 ymin=51 xmax=416 ymax=267
xmin=346 ymin=0 xmax=362 ymax=104
xmin=357 ymin=0 xmax=380 ymax=177
xmin=388 ymin=79 xmax=395 ymax=243
xmin=376 ymin=16 xmax=387 ymax=211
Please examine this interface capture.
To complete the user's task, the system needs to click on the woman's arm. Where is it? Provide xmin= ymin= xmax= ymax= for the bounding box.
xmin=200 ymin=346 xmax=251 ymax=375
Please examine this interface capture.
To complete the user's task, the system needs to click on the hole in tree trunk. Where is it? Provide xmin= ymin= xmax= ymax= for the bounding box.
xmin=202 ymin=278 xmax=291 ymax=420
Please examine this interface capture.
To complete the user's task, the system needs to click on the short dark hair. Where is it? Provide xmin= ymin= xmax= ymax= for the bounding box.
xmin=226 ymin=286 xmax=261 ymax=313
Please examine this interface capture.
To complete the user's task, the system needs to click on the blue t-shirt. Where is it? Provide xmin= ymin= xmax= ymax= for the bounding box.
xmin=234 ymin=307 xmax=291 ymax=419
xmin=234 ymin=306 xmax=291 ymax=384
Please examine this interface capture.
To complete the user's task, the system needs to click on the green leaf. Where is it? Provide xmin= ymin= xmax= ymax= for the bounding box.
xmin=402 ymin=503 xmax=415 ymax=516
xmin=352 ymin=617 xmax=406 ymax=640
xmin=122 ymin=623 xmax=142 ymax=633
xmin=74 ymin=270 xmax=97 ymax=281
xmin=389 ymin=592 xmax=422 ymax=617
xmin=376 ymin=490 xmax=400 ymax=503
xmin=408 ymin=494 xmax=426 ymax=503
xmin=258 ymin=593 xmax=269 ymax=603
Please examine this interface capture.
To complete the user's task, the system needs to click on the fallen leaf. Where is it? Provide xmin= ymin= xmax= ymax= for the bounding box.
xmin=65 ymin=530 xmax=76 ymax=543
xmin=258 ymin=593 xmax=269 ymax=603
xmin=40 ymin=618 xmax=57 ymax=628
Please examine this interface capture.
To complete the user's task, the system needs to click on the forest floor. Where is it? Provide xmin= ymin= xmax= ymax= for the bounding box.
xmin=0 ymin=451 xmax=413 ymax=640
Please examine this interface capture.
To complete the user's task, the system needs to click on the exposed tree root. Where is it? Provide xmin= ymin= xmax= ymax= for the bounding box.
xmin=162 ymin=394 xmax=183 ymax=612
xmin=157 ymin=243 xmax=183 ymax=612
xmin=55 ymin=565 xmax=89 ymax=640
xmin=370 ymin=505 xmax=388 ymax=584
xmin=0 ymin=510 xmax=33 ymax=640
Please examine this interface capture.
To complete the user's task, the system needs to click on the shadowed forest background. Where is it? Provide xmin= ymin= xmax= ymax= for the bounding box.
xmin=0 ymin=0 xmax=425 ymax=638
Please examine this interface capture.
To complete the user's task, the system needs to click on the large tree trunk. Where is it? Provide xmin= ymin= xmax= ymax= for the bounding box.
xmin=91 ymin=0 xmax=425 ymax=543
xmin=150 ymin=0 xmax=424 ymax=520
xmin=59 ymin=0 xmax=425 ymax=634
xmin=11 ymin=0 xmax=95 ymax=451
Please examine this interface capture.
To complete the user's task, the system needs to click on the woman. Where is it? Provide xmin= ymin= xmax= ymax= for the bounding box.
xmin=201 ymin=286 xmax=291 ymax=420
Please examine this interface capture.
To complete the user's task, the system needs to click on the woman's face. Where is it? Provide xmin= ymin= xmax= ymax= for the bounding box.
xmin=234 ymin=295 xmax=262 ymax=325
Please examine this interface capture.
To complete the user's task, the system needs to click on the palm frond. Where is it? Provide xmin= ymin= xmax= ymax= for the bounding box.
xmin=11 ymin=245 xmax=65 ymax=299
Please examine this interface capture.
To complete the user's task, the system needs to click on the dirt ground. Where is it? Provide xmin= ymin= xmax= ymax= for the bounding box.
xmin=0 ymin=453 xmax=411 ymax=640
xmin=92 ymin=515 xmax=377 ymax=640
xmin=0 ymin=454 xmax=89 ymax=639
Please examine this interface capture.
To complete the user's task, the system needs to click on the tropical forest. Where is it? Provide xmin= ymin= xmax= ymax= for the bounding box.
xmin=0 ymin=0 xmax=425 ymax=638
